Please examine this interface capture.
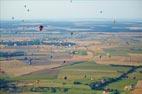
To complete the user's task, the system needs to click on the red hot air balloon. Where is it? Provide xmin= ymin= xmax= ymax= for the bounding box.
xmin=39 ymin=25 xmax=44 ymax=31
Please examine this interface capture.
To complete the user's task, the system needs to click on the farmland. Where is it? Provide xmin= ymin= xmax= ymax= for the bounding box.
xmin=0 ymin=20 xmax=142 ymax=94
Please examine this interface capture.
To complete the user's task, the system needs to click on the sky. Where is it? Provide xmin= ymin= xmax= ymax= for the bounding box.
xmin=0 ymin=0 xmax=142 ymax=20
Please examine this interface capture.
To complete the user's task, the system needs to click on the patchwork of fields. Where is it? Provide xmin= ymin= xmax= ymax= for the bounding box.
xmin=1 ymin=21 xmax=142 ymax=94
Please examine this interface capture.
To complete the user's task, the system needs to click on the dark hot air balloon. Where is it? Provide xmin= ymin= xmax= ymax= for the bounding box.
xmin=27 ymin=9 xmax=30 ymax=12
xmin=71 ymin=32 xmax=73 ymax=36
xmin=100 ymin=11 xmax=103 ymax=14
xmin=24 ymin=5 xmax=26 ymax=8
xmin=12 ymin=17 xmax=15 ymax=20
xmin=39 ymin=25 xmax=44 ymax=31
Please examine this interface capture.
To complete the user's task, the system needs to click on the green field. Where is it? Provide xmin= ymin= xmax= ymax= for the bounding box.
xmin=1 ymin=61 xmax=141 ymax=94
xmin=72 ymin=50 xmax=87 ymax=56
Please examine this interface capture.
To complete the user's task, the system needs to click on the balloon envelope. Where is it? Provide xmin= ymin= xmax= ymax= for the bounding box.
xmin=27 ymin=9 xmax=30 ymax=12
xmin=12 ymin=17 xmax=14 ymax=20
xmin=24 ymin=5 xmax=26 ymax=8
xmin=39 ymin=25 xmax=44 ymax=31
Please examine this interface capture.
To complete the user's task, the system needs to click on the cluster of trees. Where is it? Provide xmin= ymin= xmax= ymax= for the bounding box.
xmin=73 ymin=81 xmax=82 ymax=85
xmin=30 ymin=87 xmax=69 ymax=93
xmin=89 ymin=66 xmax=138 ymax=90
xmin=42 ymin=41 xmax=76 ymax=47
xmin=0 ymin=51 xmax=25 ymax=58
xmin=0 ymin=40 xmax=41 ymax=46
xmin=0 ymin=79 xmax=18 ymax=93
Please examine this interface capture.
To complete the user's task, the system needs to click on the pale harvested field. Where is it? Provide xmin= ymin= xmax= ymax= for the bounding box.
xmin=0 ymin=48 xmax=93 ymax=76
xmin=0 ymin=60 xmax=61 ymax=76
xmin=95 ymin=55 xmax=142 ymax=65
xmin=1 ymin=32 xmax=142 ymax=77
xmin=132 ymin=80 xmax=142 ymax=94
xmin=136 ymin=80 xmax=142 ymax=89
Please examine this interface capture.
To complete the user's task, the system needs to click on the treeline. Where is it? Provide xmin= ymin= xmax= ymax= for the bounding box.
xmin=89 ymin=66 xmax=142 ymax=90
xmin=0 ymin=40 xmax=40 ymax=46
xmin=30 ymin=87 xmax=69 ymax=93
xmin=0 ymin=79 xmax=18 ymax=93
xmin=0 ymin=51 xmax=25 ymax=58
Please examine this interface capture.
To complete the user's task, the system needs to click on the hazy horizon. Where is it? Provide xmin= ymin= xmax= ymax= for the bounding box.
xmin=0 ymin=0 xmax=142 ymax=20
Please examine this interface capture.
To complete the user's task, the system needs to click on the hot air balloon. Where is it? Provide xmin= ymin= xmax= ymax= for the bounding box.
xmin=71 ymin=32 xmax=73 ymax=36
xmin=12 ymin=17 xmax=15 ymax=20
xmin=24 ymin=5 xmax=26 ymax=8
xmin=39 ymin=25 xmax=44 ymax=31
xmin=100 ymin=11 xmax=103 ymax=14
xmin=27 ymin=9 xmax=30 ymax=12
